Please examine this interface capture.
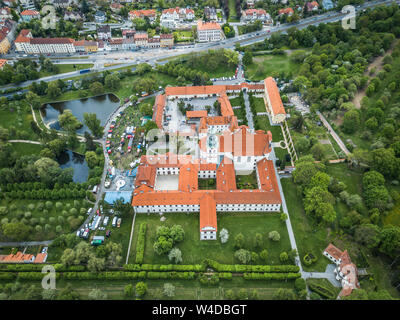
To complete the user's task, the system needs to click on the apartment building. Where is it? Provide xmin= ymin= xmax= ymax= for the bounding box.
xmin=196 ymin=20 xmax=224 ymax=42
xmin=160 ymin=7 xmax=195 ymax=28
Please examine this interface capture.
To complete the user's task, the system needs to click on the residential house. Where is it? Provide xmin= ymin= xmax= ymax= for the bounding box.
xmin=73 ymin=39 xmax=97 ymax=52
xmin=278 ymin=7 xmax=294 ymax=16
xmin=160 ymin=7 xmax=195 ymax=28
xmin=204 ymin=6 xmax=217 ymax=21
xmin=197 ymin=20 xmax=224 ymax=43
xmin=134 ymin=32 xmax=148 ymax=47
xmin=64 ymin=11 xmax=84 ymax=21
xmin=15 ymin=31 xmax=75 ymax=54
xmin=128 ymin=9 xmax=156 ymax=22
xmin=20 ymin=9 xmax=40 ymax=22
xmin=108 ymin=38 xmax=123 ymax=51
xmin=94 ymin=10 xmax=106 ymax=23
xmin=52 ymin=0 xmax=75 ymax=8
xmin=97 ymin=25 xmax=111 ymax=40
xmin=0 ymin=27 xmax=11 ymax=54
xmin=122 ymin=29 xmax=136 ymax=39
xmin=122 ymin=37 xmax=135 ymax=50
xmin=305 ymin=1 xmax=319 ymax=11
xmin=0 ymin=59 xmax=7 ymax=69
xmin=0 ymin=7 xmax=12 ymax=22
xmin=323 ymin=243 xmax=360 ymax=298
xmin=0 ymin=252 xmax=35 ymax=263
xmin=110 ymin=3 xmax=123 ymax=13
xmin=242 ymin=9 xmax=273 ymax=24
xmin=160 ymin=33 xmax=174 ymax=47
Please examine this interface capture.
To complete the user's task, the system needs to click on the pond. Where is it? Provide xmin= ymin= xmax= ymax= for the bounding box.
xmin=58 ymin=150 xmax=89 ymax=183
xmin=41 ymin=94 xmax=120 ymax=134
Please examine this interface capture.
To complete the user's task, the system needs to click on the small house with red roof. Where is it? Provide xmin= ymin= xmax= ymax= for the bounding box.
xmin=20 ymin=9 xmax=40 ymax=22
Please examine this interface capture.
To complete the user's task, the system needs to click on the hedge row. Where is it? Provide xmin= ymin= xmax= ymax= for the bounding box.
xmin=0 ymin=272 xmax=16 ymax=280
xmin=17 ymin=272 xmax=61 ymax=280
xmin=243 ymin=272 xmax=301 ymax=280
xmin=306 ymin=279 xmax=338 ymax=300
xmin=3 ymin=189 xmax=86 ymax=200
xmin=123 ymin=264 xmax=205 ymax=272
xmin=218 ymin=272 xmax=233 ymax=280
xmin=63 ymin=271 xmax=147 ymax=280
xmin=135 ymin=223 xmax=147 ymax=264
xmin=0 ymin=264 xmax=86 ymax=272
xmin=146 ymin=272 xmax=196 ymax=280
xmin=204 ymin=259 xmax=300 ymax=273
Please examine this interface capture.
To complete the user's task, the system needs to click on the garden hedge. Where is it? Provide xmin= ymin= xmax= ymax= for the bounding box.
xmin=135 ymin=223 xmax=147 ymax=264
xmin=123 ymin=264 xmax=205 ymax=272
xmin=204 ymin=259 xmax=300 ymax=273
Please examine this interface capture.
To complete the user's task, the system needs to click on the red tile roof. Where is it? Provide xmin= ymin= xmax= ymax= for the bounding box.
xmin=21 ymin=9 xmax=39 ymax=16
xmin=152 ymin=94 xmax=166 ymax=128
xmin=264 ymin=77 xmax=286 ymax=117
xmin=278 ymin=7 xmax=294 ymax=14
xmin=34 ymin=253 xmax=47 ymax=263
xmin=197 ymin=19 xmax=221 ymax=31
xmin=200 ymin=193 xmax=217 ymax=231
xmin=186 ymin=110 xmax=207 ymax=118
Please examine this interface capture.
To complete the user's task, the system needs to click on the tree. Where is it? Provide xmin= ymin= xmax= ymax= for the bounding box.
xmin=354 ymin=224 xmax=380 ymax=248
xmin=85 ymin=151 xmax=100 ymax=169
xmin=304 ymin=186 xmax=336 ymax=223
xmin=219 ymin=228 xmax=229 ymax=243
xmin=378 ymin=225 xmax=400 ymax=257
xmin=268 ymin=231 xmax=280 ymax=242
xmin=255 ymin=233 xmax=263 ymax=248
xmin=370 ymin=148 xmax=399 ymax=178
xmin=105 ymin=73 xmax=120 ymax=90
xmin=170 ymin=225 xmax=185 ymax=242
xmin=225 ymin=289 xmax=236 ymax=300
xmin=280 ymin=213 xmax=288 ymax=222
xmin=342 ymin=109 xmax=360 ymax=133
xmin=242 ymin=51 xmax=253 ymax=66
xmin=88 ymin=289 xmax=107 ymax=300
xmin=234 ymin=249 xmax=252 ymax=264
xmin=89 ymin=82 xmax=104 ymax=95
xmin=163 ymin=283 xmax=175 ymax=297
xmin=1 ymin=222 xmax=31 ymax=241
xmin=57 ymin=284 xmax=80 ymax=300
xmin=168 ymin=247 xmax=183 ymax=264
xmin=273 ymin=288 xmax=297 ymax=300
xmin=234 ymin=233 xmax=245 ymax=248
xmin=280 ymin=251 xmax=289 ymax=262
xmin=124 ymin=284 xmax=134 ymax=298
xmin=47 ymin=81 xmax=61 ymax=99
xmin=87 ymin=256 xmax=105 ymax=272
xmin=58 ymin=110 xmax=82 ymax=132
xmin=135 ymin=282 xmax=147 ymax=297
xmin=238 ymin=289 xmax=248 ymax=300
xmin=260 ymin=249 xmax=268 ymax=263
xmin=83 ymin=113 xmax=103 ymax=138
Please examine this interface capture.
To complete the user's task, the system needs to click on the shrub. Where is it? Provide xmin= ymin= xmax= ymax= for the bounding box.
xmin=268 ymin=231 xmax=280 ymax=241
xmin=135 ymin=223 xmax=147 ymax=264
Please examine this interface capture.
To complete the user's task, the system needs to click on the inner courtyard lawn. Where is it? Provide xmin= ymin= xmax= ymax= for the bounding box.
xmin=254 ymin=116 xmax=284 ymax=141
xmin=129 ymin=212 xmax=292 ymax=265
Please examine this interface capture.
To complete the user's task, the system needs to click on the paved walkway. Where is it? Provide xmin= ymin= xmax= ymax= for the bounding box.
xmin=125 ymin=211 xmax=137 ymax=264
xmin=316 ymin=111 xmax=350 ymax=156
xmin=0 ymin=240 xmax=52 ymax=248
xmin=7 ymin=140 xmax=41 ymax=145
xmin=301 ymin=264 xmax=342 ymax=288
xmin=243 ymin=91 xmax=254 ymax=129
xmin=270 ymin=146 xmax=303 ymax=274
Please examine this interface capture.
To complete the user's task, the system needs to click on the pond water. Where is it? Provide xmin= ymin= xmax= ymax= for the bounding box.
xmin=58 ymin=150 xmax=89 ymax=183
xmin=41 ymin=94 xmax=120 ymax=134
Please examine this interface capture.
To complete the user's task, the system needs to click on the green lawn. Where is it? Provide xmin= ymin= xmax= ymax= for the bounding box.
xmin=9 ymin=142 xmax=43 ymax=157
xmin=253 ymin=97 xmax=266 ymax=113
xmin=39 ymin=63 xmax=94 ymax=77
xmin=236 ymin=172 xmax=258 ymax=189
xmin=229 ymin=97 xmax=242 ymax=107
xmin=173 ymin=30 xmax=193 ymax=42
xmin=228 ymin=0 xmax=239 ymax=22
xmin=245 ymin=54 xmax=301 ymax=81
xmin=129 ymin=212 xmax=292 ymax=266
xmin=281 ymin=178 xmax=329 ymax=272
xmin=198 ymin=178 xmax=216 ymax=190
xmin=254 ymin=116 xmax=284 ymax=141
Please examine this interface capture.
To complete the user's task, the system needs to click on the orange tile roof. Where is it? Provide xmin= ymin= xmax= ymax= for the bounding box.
xmin=197 ymin=19 xmax=221 ymax=31
xmin=20 ymin=29 xmax=31 ymax=36
xmin=186 ymin=110 xmax=207 ymax=118
xmin=324 ymin=243 xmax=343 ymax=261
xmin=216 ymin=157 xmax=236 ymax=192
xmin=279 ymin=7 xmax=294 ymax=14
xmin=257 ymin=158 xmax=279 ymax=192
xmin=152 ymin=94 xmax=166 ymax=128
xmin=165 ymin=84 xmax=226 ymax=96
xmin=243 ymin=8 xmax=267 ymax=15
xmin=0 ymin=59 xmax=7 ymax=69
xmin=34 ymin=253 xmax=47 ymax=263
xmin=218 ymin=126 xmax=272 ymax=156
xmin=129 ymin=9 xmax=156 ymax=17
xmin=178 ymin=162 xmax=198 ymax=192
xmin=218 ymin=93 xmax=234 ymax=117
xmin=3 ymin=251 xmax=34 ymax=263
xmin=264 ymin=77 xmax=286 ymax=117
xmin=21 ymin=9 xmax=39 ymax=16
xmin=199 ymin=193 xmax=217 ymax=231
xmin=135 ymin=165 xmax=156 ymax=188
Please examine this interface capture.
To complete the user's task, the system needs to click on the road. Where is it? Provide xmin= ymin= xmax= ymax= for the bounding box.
xmin=316 ymin=111 xmax=350 ymax=156
xmin=0 ymin=0 xmax=395 ymax=93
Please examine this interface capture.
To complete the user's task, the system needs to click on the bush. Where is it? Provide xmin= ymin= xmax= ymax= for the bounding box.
xmin=306 ymin=278 xmax=339 ymax=300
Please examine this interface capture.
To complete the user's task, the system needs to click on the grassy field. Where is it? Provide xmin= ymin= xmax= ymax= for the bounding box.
xmin=253 ymin=97 xmax=266 ymax=113
xmin=281 ymin=178 xmax=329 ymax=272
xmin=173 ymin=30 xmax=193 ymax=42
xmin=198 ymin=178 xmax=216 ymax=190
xmin=9 ymin=142 xmax=43 ymax=157
xmin=245 ymin=54 xmax=301 ymax=81
xmin=0 ymin=276 xmax=296 ymax=300
xmin=254 ymin=116 xmax=284 ymax=141
xmin=129 ymin=212 xmax=292 ymax=266
xmin=39 ymin=64 xmax=94 ymax=78
xmin=227 ymin=0 xmax=239 ymax=22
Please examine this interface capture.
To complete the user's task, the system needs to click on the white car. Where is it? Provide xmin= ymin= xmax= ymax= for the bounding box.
xmin=41 ymin=247 xmax=48 ymax=253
